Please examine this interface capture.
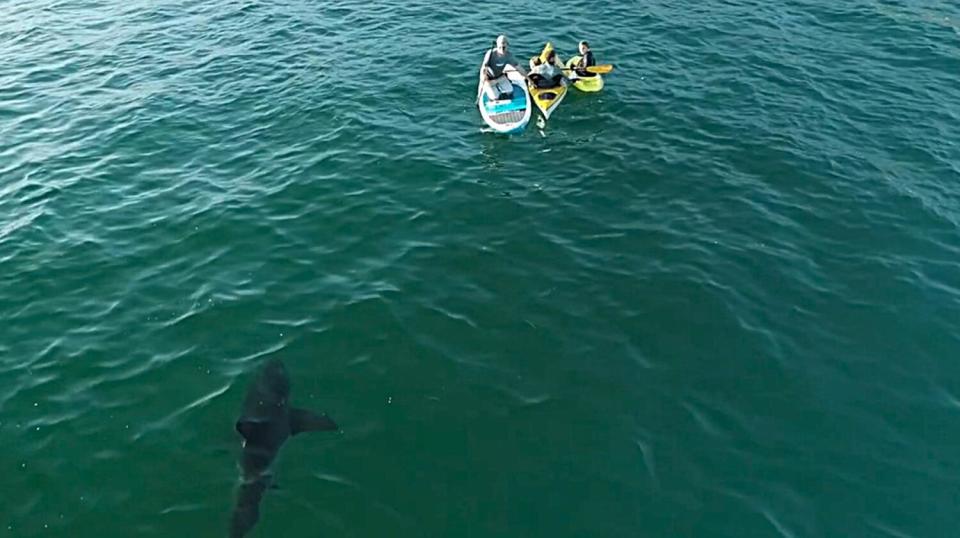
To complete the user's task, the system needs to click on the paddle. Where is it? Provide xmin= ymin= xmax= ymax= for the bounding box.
xmin=562 ymin=64 xmax=614 ymax=75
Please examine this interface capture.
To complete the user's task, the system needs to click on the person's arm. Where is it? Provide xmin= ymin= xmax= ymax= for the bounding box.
xmin=584 ymin=51 xmax=595 ymax=67
xmin=507 ymin=53 xmax=527 ymax=76
xmin=479 ymin=50 xmax=492 ymax=80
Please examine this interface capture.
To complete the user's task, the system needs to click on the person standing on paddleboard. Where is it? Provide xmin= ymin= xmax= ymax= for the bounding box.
xmin=480 ymin=35 xmax=525 ymax=101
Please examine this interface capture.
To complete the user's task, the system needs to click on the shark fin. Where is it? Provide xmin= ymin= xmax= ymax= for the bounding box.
xmin=289 ymin=408 xmax=338 ymax=435
xmin=236 ymin=419 xmax=272 ymax=445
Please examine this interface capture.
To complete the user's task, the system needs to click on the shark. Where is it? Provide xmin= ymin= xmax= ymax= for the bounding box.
xmin=229 ymin=358 xmax=338 ymax=537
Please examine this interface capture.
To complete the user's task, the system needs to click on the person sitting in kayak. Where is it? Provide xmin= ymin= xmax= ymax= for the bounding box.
xmin=480 ymin=35 xmax=525 ymax=101
xmin=528 ymin=46 xmax=566 ymax=89
xmin=572 ymin=40 xmax=596 ymax=77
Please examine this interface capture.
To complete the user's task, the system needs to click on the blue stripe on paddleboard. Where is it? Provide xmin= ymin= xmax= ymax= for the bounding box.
xmin=482 ymin=84 xmax=527 ymax=114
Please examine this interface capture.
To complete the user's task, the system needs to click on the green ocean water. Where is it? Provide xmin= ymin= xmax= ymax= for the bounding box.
xmin=3 ymin=0 xmax=960 ymax=536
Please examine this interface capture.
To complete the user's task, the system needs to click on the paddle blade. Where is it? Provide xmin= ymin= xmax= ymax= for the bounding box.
xmin=586 ymin=64 xmax=614 ymax=74
xmin=561 ymin=64 xmax=614 ymax=75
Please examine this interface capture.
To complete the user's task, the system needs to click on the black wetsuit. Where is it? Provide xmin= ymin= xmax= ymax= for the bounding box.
xmin=576 ymin=51 xmax=596 ymax=76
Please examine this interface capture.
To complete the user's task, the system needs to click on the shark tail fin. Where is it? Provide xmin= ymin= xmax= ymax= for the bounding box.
xmin=289 ymin=408 xmax=338 ymax=435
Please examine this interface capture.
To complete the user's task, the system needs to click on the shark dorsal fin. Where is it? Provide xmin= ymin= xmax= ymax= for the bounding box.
xmin=289 ymin=408 xmax=338 ymax=435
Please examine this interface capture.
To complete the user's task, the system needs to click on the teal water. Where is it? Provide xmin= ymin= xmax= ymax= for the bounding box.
xmin=3 ymin=0 xmax=960 ymax=536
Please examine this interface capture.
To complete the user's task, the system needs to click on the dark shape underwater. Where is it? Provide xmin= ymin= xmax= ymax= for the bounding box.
xmin=229 ymin=358 xmax=338 ymax=537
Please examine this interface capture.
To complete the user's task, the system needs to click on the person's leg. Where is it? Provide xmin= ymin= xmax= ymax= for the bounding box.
xmin=483 ymin=78 xmax=501 ymax=100
xmin=495 ymin=76 xmax=513 ymax=99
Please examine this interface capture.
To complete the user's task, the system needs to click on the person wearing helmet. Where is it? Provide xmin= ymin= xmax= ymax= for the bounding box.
xmin=480 ymin=35 xmax=525 ymax=100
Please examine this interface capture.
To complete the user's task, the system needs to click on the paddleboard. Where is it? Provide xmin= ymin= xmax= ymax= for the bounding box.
xmin=477 ymin=67 xmax=531 ymax=134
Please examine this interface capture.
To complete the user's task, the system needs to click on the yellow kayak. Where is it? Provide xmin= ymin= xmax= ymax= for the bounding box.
xmin=528 ymin=42 xmax=568 ymax=119
xmin=565 ymin=56 xmax=604 ymax=92
xmin=528 ymin=80 xmax=568 ymax=120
